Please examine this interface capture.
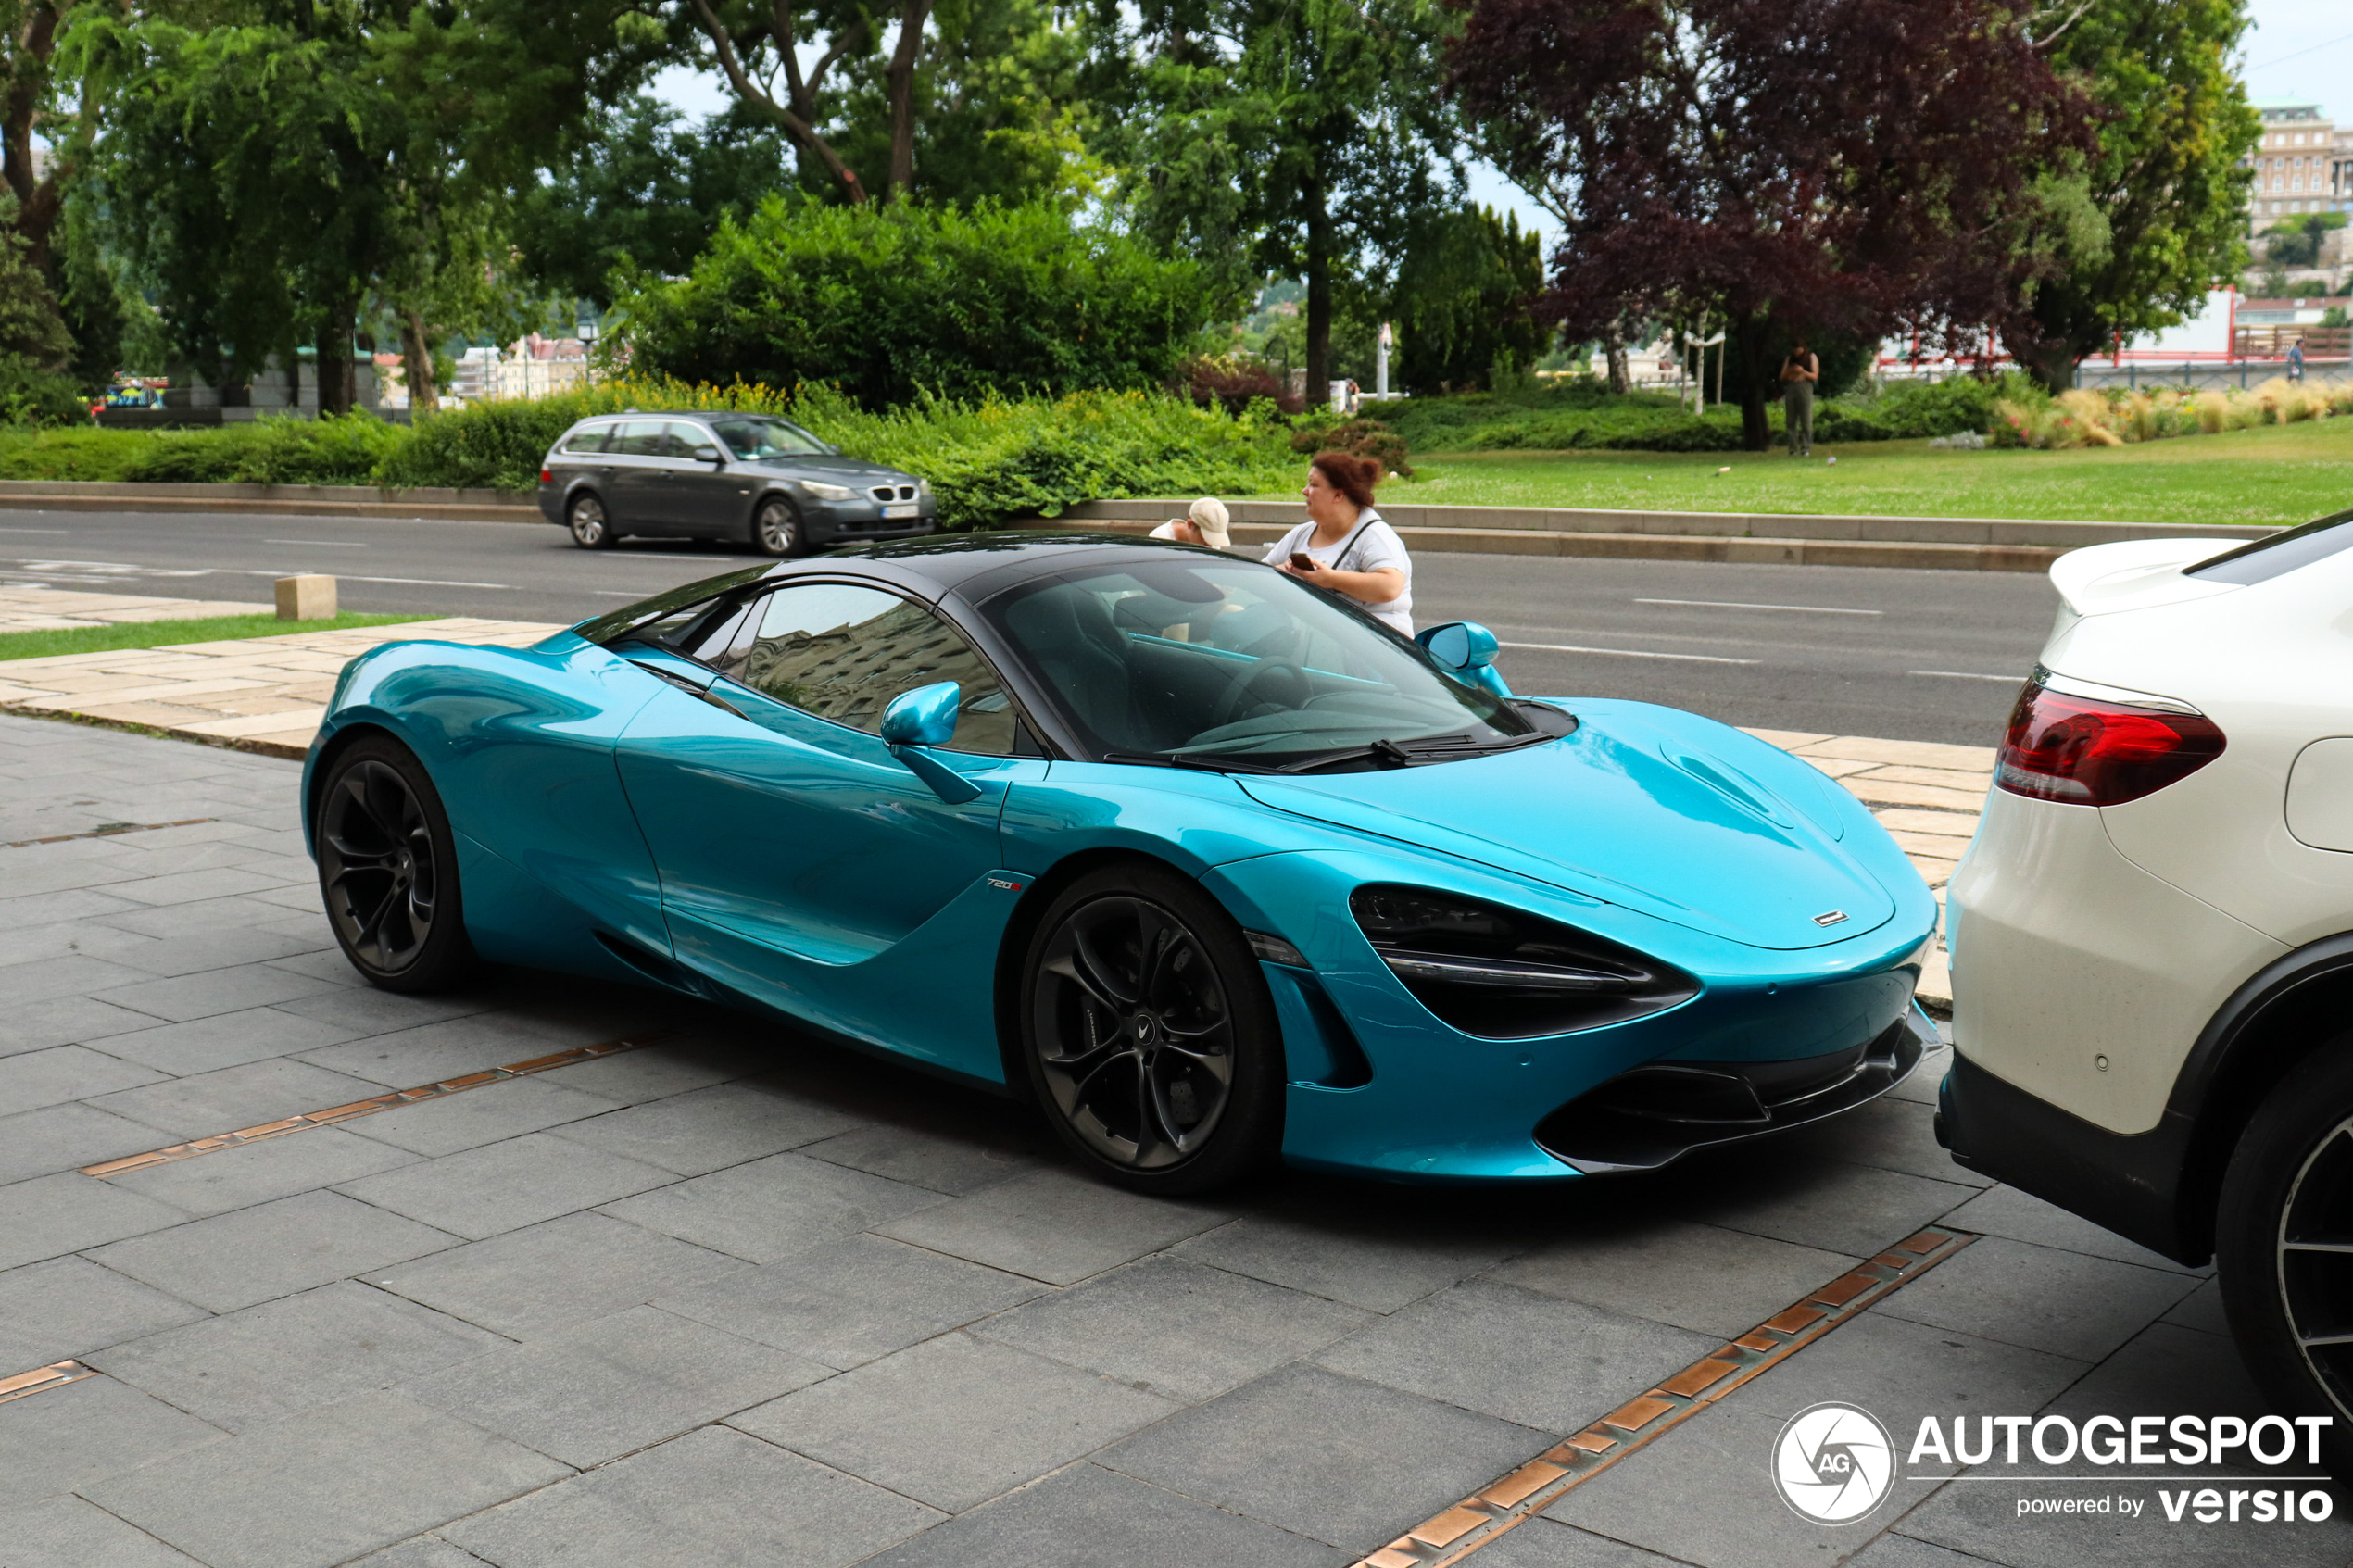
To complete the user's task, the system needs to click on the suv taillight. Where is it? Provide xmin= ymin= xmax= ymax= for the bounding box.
xmin=1995 ymin=677 xmax=2223 ymax=807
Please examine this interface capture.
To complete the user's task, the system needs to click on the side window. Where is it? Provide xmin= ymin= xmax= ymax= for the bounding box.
xmin=609 ymin=420 xmax=669 ymax=458
xmin=558 ymin=425 xmax=611 ymax=456
xmin=724 ymin=582 xmax=1016 ymax=756
xmin=666 ymin=420 xmax=713 ymax=457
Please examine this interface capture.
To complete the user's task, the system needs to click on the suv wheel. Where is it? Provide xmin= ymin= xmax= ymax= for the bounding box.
xmin=2218 ymin=1041 xmax=2353 ymax=1475
xmin=754 ymin=497 xmax=806 ymax=558
xmin=568 ymin=493 xmax=615 ymax=549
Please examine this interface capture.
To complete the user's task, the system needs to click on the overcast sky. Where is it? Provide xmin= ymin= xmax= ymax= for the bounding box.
xmin=653 ymin=0 xmax=2352 ymax=255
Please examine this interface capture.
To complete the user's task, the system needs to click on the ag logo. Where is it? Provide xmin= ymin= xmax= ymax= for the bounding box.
xmin=1770 ymin=1402 xmax=1895 ymax=1524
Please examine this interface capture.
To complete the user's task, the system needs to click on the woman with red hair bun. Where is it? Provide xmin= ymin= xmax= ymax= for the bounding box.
xmin=1264 ymin=449 xmax=1414 ymax=634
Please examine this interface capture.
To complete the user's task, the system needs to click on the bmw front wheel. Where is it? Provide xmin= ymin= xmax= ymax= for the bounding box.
xmin=753 ymin=497 xmax=806 ymax=558
xmin=315 ymin=734 xmax=477 ymax=993
xmin=2218 ymin=1043 xmax=2353 ymax=1476
xmin=567 ymin=493 xmax=615 ymax=549
xmin=1019 ymin=864 xmax=1282 ymax=1194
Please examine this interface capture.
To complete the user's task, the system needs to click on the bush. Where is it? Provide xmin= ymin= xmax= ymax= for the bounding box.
xmin=1288 ymin=417 xmax=1413 ymax=477
xmin=609 ymin=197 xmax=1219 ymax=408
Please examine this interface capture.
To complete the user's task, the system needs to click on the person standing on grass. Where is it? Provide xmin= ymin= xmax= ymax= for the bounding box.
xmin=1780 ymin=338 xmax=1820 ymax=457
xmin=1265 ymin=450 xmax=1413 ymax=635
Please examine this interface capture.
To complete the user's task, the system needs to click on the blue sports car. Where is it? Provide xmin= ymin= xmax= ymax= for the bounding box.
xmin=304 ymin=533 xmax=1938 ymax=1193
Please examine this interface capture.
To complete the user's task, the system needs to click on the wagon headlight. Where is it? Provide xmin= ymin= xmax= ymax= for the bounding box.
xmin=1351 ymin=884 xmax=1698 ymax=1038
xmin=800 ymin=480 xmax=857 ymax=501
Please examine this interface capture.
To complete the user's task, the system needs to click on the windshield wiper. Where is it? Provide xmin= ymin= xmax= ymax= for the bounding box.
xmin=1277 ymin=731 xmax=1555 ymax=774
xmin=1101 ymin=750 xmax=1289 ymax=775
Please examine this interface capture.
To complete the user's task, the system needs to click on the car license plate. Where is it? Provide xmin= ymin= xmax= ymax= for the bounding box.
xmin=881 ymin=502 xmax=918 ymax=519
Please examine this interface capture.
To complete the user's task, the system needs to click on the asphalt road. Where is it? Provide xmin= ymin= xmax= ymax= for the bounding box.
xmin=0 ymin=508 xmax=2061 ymax=746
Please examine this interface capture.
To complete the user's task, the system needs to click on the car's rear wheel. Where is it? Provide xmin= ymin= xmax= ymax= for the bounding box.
xmin=568 ymin=493 xmax=615 ymax=549
xmin=753 ymin=497 xmax=806 ymax=558
xmin=1019 ymin=863 xmax=1283 ymax=1195
xmin=315 ymin=734 xmax=476 ymax=993
xmin=2218 ymin=1041 xmax=2353 ymax=1475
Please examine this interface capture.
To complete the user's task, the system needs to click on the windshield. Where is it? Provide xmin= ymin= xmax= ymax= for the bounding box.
xmin=979 ymin=559 xmax=1530 ymax=768
xmin=709 ymin=416 xmax=835 ymax=460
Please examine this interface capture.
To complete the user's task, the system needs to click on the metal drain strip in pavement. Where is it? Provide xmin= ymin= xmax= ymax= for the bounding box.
xmin=4 ymin=817 xmax=214 ymax=849
xmin=82 ymin=1033 xmax=670 ymax=1177
xmin=0 ymin=1361 xmax=95 ymax=1406
xmin=1354 ymin=1227 xmax=1977 ymax=1568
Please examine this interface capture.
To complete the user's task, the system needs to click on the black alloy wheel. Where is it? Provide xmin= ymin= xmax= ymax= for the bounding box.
xmin=754 ymin=496 xmax=806 ymax=558
xmin=1021 ymin=863 xmax=1282 ymax=1194
xmin=568 ymin=492 xmax=615 ymax=549
xmin=2218 ymin=1041 xmax=2353 ymax=1476
xmin=315 ymin=735 xmax=476 ymax=992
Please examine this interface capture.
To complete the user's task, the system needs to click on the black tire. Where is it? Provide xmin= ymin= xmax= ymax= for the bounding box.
xmin=752 ymin=496 xmax=807 ymax=558
xmin=1018 ymin=862 xmax=1283 ymax=1195
xmin=314 ymin=734 xmax=477 ymax=993
xmin=2217 ymin=1040 xmax=2353 ymax=1477
xmin=567 ymin=492 xmax=616 ymax=549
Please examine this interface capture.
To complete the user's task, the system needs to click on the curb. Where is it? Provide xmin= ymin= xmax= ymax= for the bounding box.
xmin=0 ymin=492 xmax=541 ymax=523
xmin=1040 ymin=517 xmax=2069 ymax=572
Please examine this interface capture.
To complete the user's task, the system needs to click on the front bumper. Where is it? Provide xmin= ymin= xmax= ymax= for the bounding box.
xmin=808 ymin=508 xmax=936 ymax=545
xmin=1205 ymin=849 xmax=1939 ymax=1182
xmin=1540 ymin=1008 xmax=1931 ymax=1173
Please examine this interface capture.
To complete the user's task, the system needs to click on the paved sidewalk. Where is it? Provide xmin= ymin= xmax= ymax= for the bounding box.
xmin=0 ymin=714 xmax=2334 ymax=1568
xmin=0 ymin=585 xmax=281 ymax=632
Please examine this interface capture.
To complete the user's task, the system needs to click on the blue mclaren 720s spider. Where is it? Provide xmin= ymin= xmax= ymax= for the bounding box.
xmin=303 ymin=532 xmax=1939 ymax=1194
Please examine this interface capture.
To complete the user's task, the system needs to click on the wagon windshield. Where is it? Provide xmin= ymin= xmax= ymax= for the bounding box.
xmin=978 ymin=558 xmax=1531 ymax=769
xmin=709 ymin=416 xmax=835 ymax=459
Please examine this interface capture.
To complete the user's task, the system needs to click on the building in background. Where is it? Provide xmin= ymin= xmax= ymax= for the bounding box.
xmin=2246 ymin=100 xmax=2349 ymax=233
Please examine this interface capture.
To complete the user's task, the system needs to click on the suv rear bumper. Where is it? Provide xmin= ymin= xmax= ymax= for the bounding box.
xmin=1938 ymin=1049 xmax=2203 ymax=1264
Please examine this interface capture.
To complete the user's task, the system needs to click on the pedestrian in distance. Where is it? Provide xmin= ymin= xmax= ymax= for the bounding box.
xmin=2287 ymin=340 xmax=2306 ymax=384
xmin=1151 ymin=496 xmax=1233 ymax=549
xmin=1266 ymin=450 xmax=1414 ymax=635
xmin=1780 ymin=338 xmax=1820 ymax=457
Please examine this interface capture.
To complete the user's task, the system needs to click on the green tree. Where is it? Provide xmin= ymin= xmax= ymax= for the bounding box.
xmin=1390 ymin=205 xmax=1541 ymax=394
xmin=514 ymin=95 xmax=795 ymax=307
xmin=2010 ymin=0 xmax=2259 ymax=391
xmin=2259 ymin=212 xmax=2346 ymax=270
xmin=76 ymin=1 xmax=658 ymax=412
xmin=1095 ymin=0 xmax=1465 ymax=396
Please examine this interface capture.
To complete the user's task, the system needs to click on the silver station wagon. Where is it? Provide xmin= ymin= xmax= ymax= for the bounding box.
xmin=535 ymin=411 xmax=937 ymax=556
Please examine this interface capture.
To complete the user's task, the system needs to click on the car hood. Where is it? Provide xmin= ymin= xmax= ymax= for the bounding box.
xmin=1235 ymin=716 xmax=1899 ymax=950
xmin=745 ymin=455 xmax=913 ymax=482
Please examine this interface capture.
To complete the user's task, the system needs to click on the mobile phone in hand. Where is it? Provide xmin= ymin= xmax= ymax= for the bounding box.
xmin=1289 ymin=552 xmax=1317 ymax=571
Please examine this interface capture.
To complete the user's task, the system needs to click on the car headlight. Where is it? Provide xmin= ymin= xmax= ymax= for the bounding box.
xmin=1351 ymin=884 xmax=1699 ymax=1038
xmin=800 ymin=480 xmax=857 ymax=501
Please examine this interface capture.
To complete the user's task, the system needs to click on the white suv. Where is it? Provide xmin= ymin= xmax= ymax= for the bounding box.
xmin=1942 ymin=509 xmax=2353 ymax=1468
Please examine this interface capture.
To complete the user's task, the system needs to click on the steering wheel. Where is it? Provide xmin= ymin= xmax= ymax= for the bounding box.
xmin=1209 ymin=659 xmax=1309 ymax=729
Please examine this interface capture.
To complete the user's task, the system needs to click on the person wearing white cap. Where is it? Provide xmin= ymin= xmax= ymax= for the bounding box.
xmin=1150 ymin=496 xmax=1231 ymax=549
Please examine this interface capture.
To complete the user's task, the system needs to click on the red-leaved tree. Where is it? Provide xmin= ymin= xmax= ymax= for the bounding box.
xmin=1448 ymin=0 xmax=2094 ymax=448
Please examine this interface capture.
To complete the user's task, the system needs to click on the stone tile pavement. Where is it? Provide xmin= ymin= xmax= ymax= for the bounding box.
xmin=0 ymin=590 xmax=1982 ymax=1005
xmin=0 ymin=712 xmax=2334 ymax=1568
xmin=0 ymin=585 xmax=280 ymax=633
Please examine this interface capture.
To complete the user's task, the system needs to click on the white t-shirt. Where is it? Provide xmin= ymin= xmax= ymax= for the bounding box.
xmin=1263 ymin=509 xmax=1414 ymax=634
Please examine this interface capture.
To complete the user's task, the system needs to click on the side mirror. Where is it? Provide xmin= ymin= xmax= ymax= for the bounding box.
xmin=692 ymin=444 xmax=724 ymax=464
xmin=1416 ymin=621 xmax=1513 ymax=698
xmin=880 ymin=682 xmax=981 ymax=803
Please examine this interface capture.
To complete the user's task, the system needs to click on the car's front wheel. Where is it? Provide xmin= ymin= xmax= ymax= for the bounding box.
xmin=567 ymin=493 xmax=615 ymax=549
xmin=2218 ymin=1041 xmax=2353 ymax=1475
xmin=315 ymin=734 xmax=477 ymax=993
xmin=753 ymin=497 xmax=806 ymax=558
xmin=1019 ymin=863 xmax=1283 ymax=1195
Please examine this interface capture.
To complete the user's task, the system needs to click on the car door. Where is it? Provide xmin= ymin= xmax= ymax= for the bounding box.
xmin=601 ymin=419 xmax=673 ymax=532
xmin=665 ymin=420 xmax=749 ymax=539
xmin=612 ymin=579 xmax=1041 ymax=1057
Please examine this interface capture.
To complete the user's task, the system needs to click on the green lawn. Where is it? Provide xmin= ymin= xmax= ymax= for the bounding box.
xmin=1289 ymin=417 xmax=2353 ymax=527
xmin=0 ymin=612 xmax=423 ymax=663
